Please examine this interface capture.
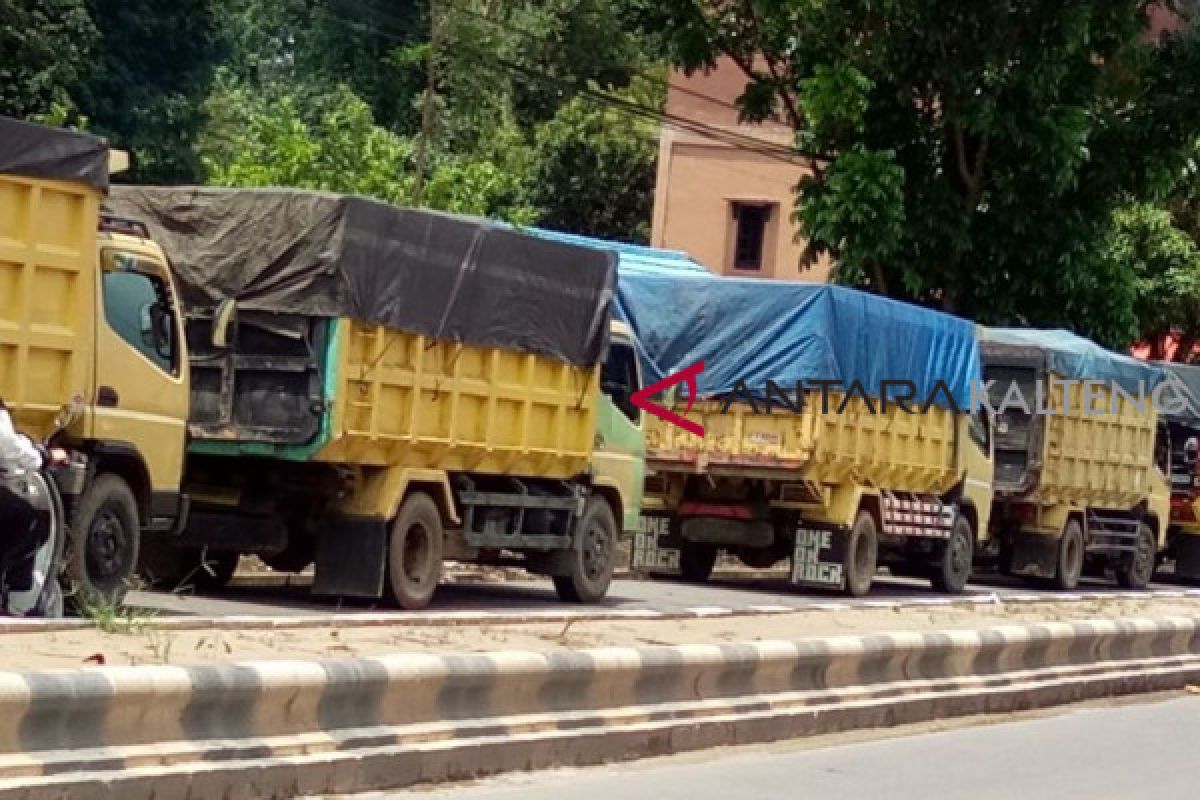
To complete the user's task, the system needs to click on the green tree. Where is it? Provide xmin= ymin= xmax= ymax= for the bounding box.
xmin=200 ymin=80 xmax=413 ymax=201
xmin=1110 ymin=203 xmax=1200 ymax=360
xmin=528 ymin=76 xmax=662 ymax=242
xmin=200 ymin=0 xmax=661 ymax=238
xmin=0 ymin=0 xmax=96 ymax=118
xmin=628 ymin=0 xmax=1200 ymax=347
xmin=73 ymin=0 xmax=226 ymax=182
xmin=218 ymin=0 xmax=427 ymax=132
xmin=200 ymin=78 xmax=537 ymax=222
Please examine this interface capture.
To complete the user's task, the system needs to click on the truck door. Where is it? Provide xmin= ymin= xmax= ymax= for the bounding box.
xmin=959 ymin=406 xmax=994 ymax=534
xmin=594 ymin=335 xmax=646 ymax=532
xmin=92 ymin=245 xmax=189 ymax=505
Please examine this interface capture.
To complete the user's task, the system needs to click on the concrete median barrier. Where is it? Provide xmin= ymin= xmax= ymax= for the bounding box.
xmin=0 ymin=615 xmax=1199 ymax=799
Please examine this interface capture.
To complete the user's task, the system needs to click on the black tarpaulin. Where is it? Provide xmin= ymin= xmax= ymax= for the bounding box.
xmin=0 ymin=116 xmax=109 ymax=191
xmin=107 ymin=186 xmax=616 ymax=366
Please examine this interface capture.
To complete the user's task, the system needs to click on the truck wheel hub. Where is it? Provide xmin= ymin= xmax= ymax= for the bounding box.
xmin=402 ymin=525 xmax=431 ymax=584
xmin=582 ymin=524 xmax=608 ymax=579
xmin=88 ymin=511 xmax=126 ymax=578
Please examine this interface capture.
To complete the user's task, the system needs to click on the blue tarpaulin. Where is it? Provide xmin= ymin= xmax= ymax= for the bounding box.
xmin=1157 ymin=361 xmax=1200 ymax=425
xmin=527 ymin=227 xmax=981 ymax=410
xmin=979 ymin=328 xmax=1166 ymax=396
xmin=614 ymin=271 xmax=981 ymax=410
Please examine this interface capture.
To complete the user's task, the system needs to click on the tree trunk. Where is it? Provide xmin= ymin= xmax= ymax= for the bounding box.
xmin=1174 ymin=333 xmax=1196 ymax=363
xmin=870 ymin=263 xmax=889 ymax=295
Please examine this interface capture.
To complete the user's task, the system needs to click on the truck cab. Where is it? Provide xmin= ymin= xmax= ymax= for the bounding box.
xmin=592 ymin=321 xmax=646 ymax=536
xmin=0 ymin=116 xmax=191 ymax=604
xmin=52 ymin=215 xmax=191 ymax=604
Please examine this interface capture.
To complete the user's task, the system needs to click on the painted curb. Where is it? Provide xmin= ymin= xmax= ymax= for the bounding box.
xmin=0 ymin=615 xmax=1197 ymax=798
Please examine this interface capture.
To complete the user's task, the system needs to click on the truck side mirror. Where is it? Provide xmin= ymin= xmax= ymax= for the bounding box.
xmin=212 ymin=297 xmax=237 ymax=349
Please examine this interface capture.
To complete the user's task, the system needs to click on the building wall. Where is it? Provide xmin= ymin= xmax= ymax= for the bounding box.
xmin=650 ymin=57 xmax=831 ymax=282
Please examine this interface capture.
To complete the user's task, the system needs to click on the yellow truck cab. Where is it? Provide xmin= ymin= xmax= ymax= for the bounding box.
xmin=0 ymin=117 xmax=189 ymax=603
xmin=980 ymin=329 xmax=1168 ymax=590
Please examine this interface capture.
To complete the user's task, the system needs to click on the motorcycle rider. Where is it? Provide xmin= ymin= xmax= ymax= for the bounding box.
xmin=0 ymin=397 xmax=50 ymax=611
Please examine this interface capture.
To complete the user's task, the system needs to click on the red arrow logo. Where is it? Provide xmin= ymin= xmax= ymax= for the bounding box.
xmin=631 ymin=360 xmax=705 ymax=436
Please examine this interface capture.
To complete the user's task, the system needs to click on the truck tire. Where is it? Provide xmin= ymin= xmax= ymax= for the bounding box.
xmin=679 ymin=541 xmax=718 ymax=582
xmin=1053 ymin=518 xmax=1085 ymax=591
xmin=843 ymin=511 xmax=878 ymax=597
xmin=1115 ymin=522 xmax=1156 ymax=590
xmin=386 ymin=492 xmax=444 ymax=610
xmin=931 ymin=515 xmax=974 ymax=594
xmin=67 ymin=474 xmax=140 ymax=607
xmin=554 ymin=497 xmax=617 ymax=603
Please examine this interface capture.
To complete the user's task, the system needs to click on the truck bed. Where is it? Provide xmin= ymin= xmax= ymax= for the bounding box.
xmin=981 ymin=345 xmax=1162 ymax=510
xmin=647 ymin=393 xmax=958 ymax=494
xmin=0 ymin=173 xmax=97 ymax=437
xmin=188 ymin=315 xmax=597 ymax=480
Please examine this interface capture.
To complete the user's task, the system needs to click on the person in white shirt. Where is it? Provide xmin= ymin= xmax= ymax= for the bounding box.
xmin=0 ymin=400 xmax=42 ymax=472
xmin=0 ymin=399 xmax=47 ymax=609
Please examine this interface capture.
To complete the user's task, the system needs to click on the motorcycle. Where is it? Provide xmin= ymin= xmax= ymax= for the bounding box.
xmin=0 ymin=404 xmax=84 ymax=618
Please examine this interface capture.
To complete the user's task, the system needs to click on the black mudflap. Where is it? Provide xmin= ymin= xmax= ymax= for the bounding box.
xmin=313 ymin=514 xmax=388 ymax=598
xmin=790 ymin=520 xmax=849 ymax=590
xmin=1009 ymin=529 xmax=1059 ymax=579
xmin=631 ymin=512 xmax=683 ymax=574
xmin=1174 ymin=534 xmax=1200 ymax=580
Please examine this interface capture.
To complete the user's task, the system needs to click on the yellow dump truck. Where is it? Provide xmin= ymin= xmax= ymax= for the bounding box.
xmin=0 ymin=117 xmax=190 ymax=603
xmin=617 ymin=274 xmax=992 ymax=596
xmin=111 ymin=187 xmax=644 ymax=609
xmin=979 ymin=328 xmax=1169 ymax=589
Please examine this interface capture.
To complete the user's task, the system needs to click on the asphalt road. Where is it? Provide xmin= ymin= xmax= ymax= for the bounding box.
xmin=370 ymin=694 xmax=1200 ymax=800
xmin=127 ymin=570 xmax=1198 ymax=619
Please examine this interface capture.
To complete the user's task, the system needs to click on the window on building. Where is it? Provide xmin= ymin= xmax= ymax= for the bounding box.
xmin=731 ymin=202 xmax=772 ymax=271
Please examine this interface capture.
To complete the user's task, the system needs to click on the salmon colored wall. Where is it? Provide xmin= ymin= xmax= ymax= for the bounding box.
xmin=652 ymin=58 xmax=830 ymax=281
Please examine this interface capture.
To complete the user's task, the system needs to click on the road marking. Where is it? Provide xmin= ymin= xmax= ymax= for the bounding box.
xmin=686 ymin=606 xmax=735 ymax=616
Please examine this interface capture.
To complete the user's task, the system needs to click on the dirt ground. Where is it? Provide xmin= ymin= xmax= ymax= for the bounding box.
xmin=3 ymin=595 xmax=1199 ymax=671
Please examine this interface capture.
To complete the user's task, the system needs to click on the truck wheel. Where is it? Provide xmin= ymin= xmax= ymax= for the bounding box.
xmin=1115 ymin=522 xmax=1156 ymax=590
xmin=554 ymin=497 xmax=617 ymax=603
xmin=679 ymin=541 xmax=718 ymax=582
xmin=1053 ymin=518 xmax=1085 ymax=591
xmin=931 ymin=515 xmax=974 ymax=594
xmin=386 ymin=492 xmax=444 ymax=610
xmin=67 ymin=474 xmax=140 ymax=607
xmin=843 ymin=511 xmax=878 ymax=597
